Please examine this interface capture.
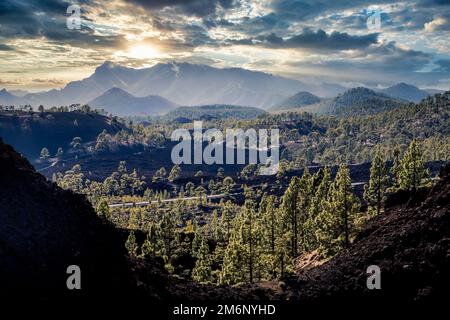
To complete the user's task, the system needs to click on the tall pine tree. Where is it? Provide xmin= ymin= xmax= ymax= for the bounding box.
xmin=279 ymin=176 xmax=301 ymax=257
xmin=315 ymin=164 xmax=360 ymax=257
xmin=192 ymin=238 xmax=212 ymax=283
xmin=397 ymin=140 xmax=429 ymax=191
xmin=304 ymin=167 xmax=331 ymax=251
xmin=364 ymin=147 xmax=390 ymax=216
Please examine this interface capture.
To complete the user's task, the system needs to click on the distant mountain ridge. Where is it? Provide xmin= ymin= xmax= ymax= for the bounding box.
xmin=0 ymin=61 xmax=348 ymax=112
xmin=88 ymin=87 xmax=177 ymax=116
xmin=379 ymin=83 xmax=430 ymax=103
xmin=269 ymin=91 xmax=321 ymax=111
xmin=285 ymin=87 xmax=407 ymax=116
xmin=1 ymin=63 xmax=442 ymax=115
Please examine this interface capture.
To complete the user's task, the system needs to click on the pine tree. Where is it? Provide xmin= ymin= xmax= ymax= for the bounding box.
xmin=168 ymin=164 xmax=181 ymax=182
xmin=191 ymin=238 xmax=212 ymax=283
xmin=160 ymin=213 xmax=176 ymax=259
xmin=40 ymin=147 xmax=50 ymax=160
xmin=240 ymin=198 xmax=262 ymax=283
xmin=125 ymin=231 xmax=138 ymax=258
xmin=141 ymin=223 xmax=165 ymax=258
xmin=260 ymin=194 xmax=278 ymax=254
xmin=220 ymin=200 xmax=234 ymax=241
xmin=259 ymin=194 xmax=279 ymax=278
xmin=297 ymin=167 xmax=313 ymax=251
xmin=152 ymin=167 xmax=167 ymax=182
xmin=364 ymin=148 xmax=390 ymax=216
xmin=55 ymin=147 xmax=64 ymax=157
xmin=390 ymin=146 xmax=402 ymax=189
xmin=210 ymin=210 xmax=221 ymax=241
xmin=305 ymin=167 xmax=331 ymax=251
xmin=220 ymin=196 xmax=262 ymax=284
xmin=220 ymin=230 xmax=244 ymax=284
xmin=191 ymin=226 xmax=203 ymax=257
xmin=315 ymin=164 xmax=360 ymax=257
xmin=279 ymin=176 xmax=301 ymax=257
xmin=96 ymin=200 xmax=111 ymax=219
xmin=397 ymin=140 xmax=429 ymax=191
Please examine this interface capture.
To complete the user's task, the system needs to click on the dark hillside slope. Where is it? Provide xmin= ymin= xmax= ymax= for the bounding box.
xmin=279 ymin=164 xmax=450 ymax=303
xmin=0 ymin=139 xmax=259 ymax=304
xmin=0 ymin=139 xmax=134 ymax=300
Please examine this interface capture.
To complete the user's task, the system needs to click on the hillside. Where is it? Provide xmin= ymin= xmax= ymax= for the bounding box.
xmin=296 ymin=87 xmax=406 ymax=116
xmin=269 ymin=91 xmax=321 ymax=111
xmin=0 ymin=111 xmax=124 ymax=160
xmin=0 ymin=138 xmax=134 ymax=300
xmin=0 ymin=139 xmax=264 ymax=304
xmin=271 ymin=164 xmax=450 ymax=303
xmin=88 ymin=87 xmax=177 ymax=116
xmin=162 ymin=104 xmax=265 ymax=122
xmin=380 ymin=83 xmax=430 ymax=103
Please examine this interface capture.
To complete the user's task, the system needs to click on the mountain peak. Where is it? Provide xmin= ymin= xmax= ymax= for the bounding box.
xmin=381 ymin=83 xmax=429 ymax=103
xmin=104 ymin=87 xmax=131 ymax=95
xmin=99 ymin=60 xmax=116 ymax=68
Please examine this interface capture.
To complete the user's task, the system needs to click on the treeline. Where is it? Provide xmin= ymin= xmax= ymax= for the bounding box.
xmin=88 ymin=90 xmax=449 ymax=166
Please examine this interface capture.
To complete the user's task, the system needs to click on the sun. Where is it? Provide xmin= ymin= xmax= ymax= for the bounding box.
xmin=127 ymin=44 xmax=159 ymax=59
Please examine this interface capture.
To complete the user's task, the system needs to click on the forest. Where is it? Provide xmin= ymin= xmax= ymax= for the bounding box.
xmin=44 ymin=93 xmax=449 ymax=285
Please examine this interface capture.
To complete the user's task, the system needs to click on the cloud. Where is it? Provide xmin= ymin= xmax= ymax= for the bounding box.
xmin=417 ymin=0 xmax=450 ymax=6
xmin=0 ymin=79 xmax=20 ymax=85
xmin=0 ymin=0 xmax=126 ymax=49
xmin=230 ymin=29 xmax=379 ymax=51
xmin=124 ymin=0 xmax=238 ymax=17
xmin=0 ymin=44 xmax=15 ymax=51
xmin=31 ymin=78 xmax=66 ymax=85
xmin=424 ymin=15 xmax=450 ymax=31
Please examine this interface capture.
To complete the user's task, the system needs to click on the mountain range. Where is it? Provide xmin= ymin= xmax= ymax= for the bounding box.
xmin=0 ymin=61 xmax=344 ymax=111
xmin=0 ymin=61 xmax=441 ymax=115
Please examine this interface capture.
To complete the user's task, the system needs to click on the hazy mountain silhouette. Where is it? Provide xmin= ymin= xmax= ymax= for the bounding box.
xmin=0 ymin=62 xmax=350 ymax=111
xmin=88 ymin=87 xmax=177 ymax=116
xmin=269 ymin=91 xmax=321 ymax=111
xmin=380 ymin=83 xmax=431 ymax=103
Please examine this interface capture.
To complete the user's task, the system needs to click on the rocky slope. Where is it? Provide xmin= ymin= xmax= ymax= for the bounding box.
xmin=275 ymin=164 xmax=450 ymax=303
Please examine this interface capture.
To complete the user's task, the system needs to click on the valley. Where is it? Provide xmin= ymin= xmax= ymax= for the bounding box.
xmin=2 ymin=0 xmax=450 ymax=312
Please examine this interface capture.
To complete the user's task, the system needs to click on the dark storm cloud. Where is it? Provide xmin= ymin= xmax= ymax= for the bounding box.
xmin=269 ymin=0 xmax=389 ymax=21
xmin=289 ymin=41 xmax=431 ymax=74
xmin=0 ymin=44 xmax=15 ymax=51
xmin=124 ymin=0 xmax=239 ymax=17
xmin=224 ymin=13 xmax=291 ymax=36
xmin=284 ymin=41 xmax=445 ymax=86
xmin=0 ymin=0 xmax=125 ymax=49
xmin=417 ymin=0 xmax=450 ymax=6
xmin=230 ymin=29 xmax=379 ymax=51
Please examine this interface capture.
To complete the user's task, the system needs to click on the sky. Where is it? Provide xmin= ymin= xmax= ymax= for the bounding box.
xmin=0 ymin=0 xmax=449 ymax=92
